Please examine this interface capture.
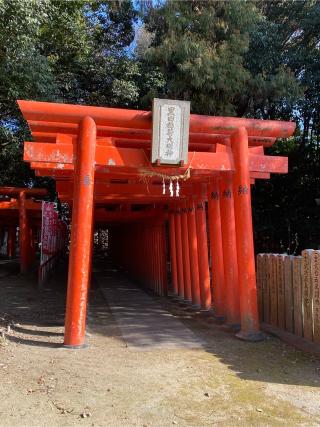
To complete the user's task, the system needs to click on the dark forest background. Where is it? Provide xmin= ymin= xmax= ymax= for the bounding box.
xmin=0 ymin=0 xmax=319 ymax=254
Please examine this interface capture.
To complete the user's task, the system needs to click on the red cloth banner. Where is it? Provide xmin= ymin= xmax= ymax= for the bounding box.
xmin=41 ymin=202 xmax=67 ymax=259
xmin=41 ymin=202 xmax=59 ymax=255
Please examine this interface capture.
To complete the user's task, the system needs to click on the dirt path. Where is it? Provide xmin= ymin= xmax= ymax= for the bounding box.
xmin=0 ymin=262 xmax=320 ymax=427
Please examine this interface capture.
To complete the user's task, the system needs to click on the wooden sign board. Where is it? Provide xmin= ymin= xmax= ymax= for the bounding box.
xmin=152 ymin=98 xmax=190 ymax=165
xmin=301 ymin=249 xmax=314 ymax=341
xmin=292 ymin=256 xmax=303 ymax=336
xmin=311 ymin=250 xmax=320 ymax=343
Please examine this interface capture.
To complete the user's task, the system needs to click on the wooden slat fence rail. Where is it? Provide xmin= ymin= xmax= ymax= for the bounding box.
xmin=257 ymin=250 xmax=320 ymax=344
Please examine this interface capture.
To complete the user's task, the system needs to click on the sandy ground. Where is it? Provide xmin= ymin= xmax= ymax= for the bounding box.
xmin=0 ymin=260 xmax=320 ymax=427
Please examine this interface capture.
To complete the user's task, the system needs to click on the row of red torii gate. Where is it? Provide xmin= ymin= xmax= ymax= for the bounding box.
xmin=11 ymin=99 xmax=295 ymax=348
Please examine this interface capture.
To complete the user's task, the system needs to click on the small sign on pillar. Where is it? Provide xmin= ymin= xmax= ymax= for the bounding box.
xmin=151 ymin=98 xmax=190 ymax=165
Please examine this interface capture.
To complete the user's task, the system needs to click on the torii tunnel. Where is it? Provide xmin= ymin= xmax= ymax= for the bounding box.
xmin=0 ymin=186 xmax=47 ymax=272
xmin=18 ymin=100 xmax=296 ymax=348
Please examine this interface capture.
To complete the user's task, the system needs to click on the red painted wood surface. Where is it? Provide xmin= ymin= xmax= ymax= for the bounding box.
xmin=64 ymin=116 xmax=96 ymax=347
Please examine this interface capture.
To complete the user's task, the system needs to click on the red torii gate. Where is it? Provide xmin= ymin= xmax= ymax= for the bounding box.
xmin=18 ymin=100 xmax=295 ymax=348
xmin=0 ymin=187 xmax=47 ymax=272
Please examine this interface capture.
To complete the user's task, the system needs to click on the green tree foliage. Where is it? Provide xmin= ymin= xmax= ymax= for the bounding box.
xmin=139 ymin=0 xmax=304 ymax=117
xmin=141 ymin=0 xmax=260 ymax=115
xmin=75 ymin=1 xmax=140 ymax=107
xmin=250 ymin=1 xmax=320 ymax=253
xmin=0 ymin=0 xmax=55 ymax=186
xmin=0 ymin=0 xmax=56 ymax=121
xmin=0 ymin=0 xmax=138 ymax=186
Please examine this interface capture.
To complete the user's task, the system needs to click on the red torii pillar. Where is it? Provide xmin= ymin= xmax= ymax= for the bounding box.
xmin=187 ymin=200 xmax=201 ymax=307
xmin=231 ymin=127 xmax=263 ymax=341
xmin=64 ymin=116 xmax=96 ymax=348
xmin=29 ymin=226 xmax=36 ymax=268
xmin=7 ymin=225 xmax=16 ymax=258
xmin=174 ymin=206 xmax=184 ymax=299
xmin=207 ymin=177 xmax=225 ymax=320
xmin=181 ymin=202 xmax=192 ymax=302
xmin=195 ymin=186 xmax=211 ymax=310
xmin=168 ymin=211 xmax=178 ymax=295
xmin=159 ymin=220 xmax=167 ymax=296
xmin=19 ymin=191 xmax=30 ymax=273
xmin=219 ymin=174 xmax=240 ymax=328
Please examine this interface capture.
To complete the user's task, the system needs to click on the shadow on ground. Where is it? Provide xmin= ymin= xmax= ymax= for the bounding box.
xmin=0 ymin=259 xmax=66 ymax=348
xmin=0 ymin=255 xmax=319 ymax=390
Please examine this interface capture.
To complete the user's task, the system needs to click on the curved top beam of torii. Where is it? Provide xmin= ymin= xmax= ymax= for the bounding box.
xmin=18 ymin=100 xmax=296 ymax=142
xmin=18 ymin=99 xmax=296 ymax=205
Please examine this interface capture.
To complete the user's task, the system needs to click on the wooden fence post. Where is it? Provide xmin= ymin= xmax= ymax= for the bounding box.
xmin=311 ymin=251 xmax=320 ymax=343
xmin=301 ymin=249 xmax=314 ymax=341
xmin=284 ymin=256 xmax=294 ymax=333
xmin=292 ymin=256 xmax=303 ymax=336
xmin=277 ymin=255 xmax=286 ymax=329
xmin=270 ymin=254 xmax=278 ymax=326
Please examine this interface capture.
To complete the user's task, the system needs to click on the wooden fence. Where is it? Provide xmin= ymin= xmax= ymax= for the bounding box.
xmin=257 ymin=250 xmax=320 ymax=344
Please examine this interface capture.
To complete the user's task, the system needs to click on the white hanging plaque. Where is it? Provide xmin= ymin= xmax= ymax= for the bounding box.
xmin=151 ymin=98 xmax=190 ymax=165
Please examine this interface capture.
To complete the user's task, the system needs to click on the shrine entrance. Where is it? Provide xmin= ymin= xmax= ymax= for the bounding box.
xmin=18 ymin=99 xmax=295 ymax=348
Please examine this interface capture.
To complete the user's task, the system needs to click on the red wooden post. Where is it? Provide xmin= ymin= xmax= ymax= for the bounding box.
xmin=207 ymin=178 xmax=225 ymax=319
xmin=181 ymin=203 xmax=192 ymax=301
xmin=152 ymin=226 xmax=157 ymax=293
xmin=155 ymin=225 xmax=160 ymax=295
xmin=150 ymin=225 xmax=155 ymax=292
xmin=28 ymin=226 xmax=36 ymax=268
xmin=88 ymin=226 xmax=95 ymax=289
xmin=187 ymin=200 xmax=201 ymax=307
xmin=19 ymin=191 xmax=29 ymax=273
xmin=231 ymin=127 xmax=263 ymax=341
xmin=158 ymin=223 xmax=163 ymax=295
xmin=146 ymin=227 xmax=150 ymax=287
xmin=151 ymin=225 xmax=155 ymax=292
xmin=195 ymin=189 xmax=211 ymax=310
xmin=169 ymin=212 xmax=178 ymax=295
xmin=7 ymin=225 xmax=16 ymax=258
xmin=145 ymin=226 xmax=149 ymax=286
xmin=175 ymin=207 xmax=184 ymax=298
xmin=151 ymin=226 xmax=154 ymax=290
xmin=145 ymin=227 xmax=149 ymax=286
xmin=220 ymin=173 xmax=240 ymax=328
xmin=64 ymin=116 xmax=96 ymax=348
xmin=161 ymin=222 xmax=168 ymax=296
